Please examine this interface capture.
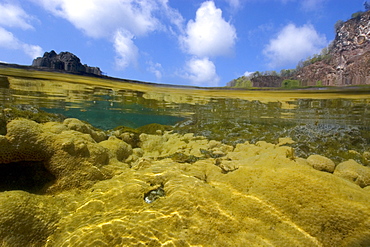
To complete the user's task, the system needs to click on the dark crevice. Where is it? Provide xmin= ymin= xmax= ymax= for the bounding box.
xmin=0 ymin=161 xmax=55 ymax=194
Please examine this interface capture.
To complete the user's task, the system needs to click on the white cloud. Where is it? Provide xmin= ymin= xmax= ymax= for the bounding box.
xmin=0 ymin=27 xmax=42 ymax=59
xmin=183 ymin=57 xmax=220 ymax=87
xmin=22 ymin=44 xmax=43 ymax=59
xmin=180 ymin=1 xmax=237 ymax=57
xmin=0 ymin=3 xmax=42 ymax=59
xmin=0 ymin=27 xmax=19 ymax=49
xmin=32 ymin=0 xmax=182 ymax=70
xmin=263 ymin=23 xmax=327 ymax=68
xmin=32 ymin=0 xmax=160 ymax=38
xmin=113 ymin=30 xmax=139 ymax=70
xmin=0 ymin=3 xmax=35 ymax=30
xmin=243 ymin=71 xmax=254 ymax=77
xmin=157 ymin=0 xmax=185 ymax=34
xmin=147 ymin=61 xmax=163 ymax=80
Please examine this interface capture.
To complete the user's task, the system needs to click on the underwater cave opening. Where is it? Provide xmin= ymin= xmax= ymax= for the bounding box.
xmin=0 ymin=161 xmax=55 ymax=194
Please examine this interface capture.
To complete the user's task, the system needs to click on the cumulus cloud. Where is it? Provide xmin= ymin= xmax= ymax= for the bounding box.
xmin=183 ymin=57 xmax=220 ymax=87
xmin=0 ymin=27 xmax=19 ymax=49
xmin=0 ymin=2 xmax=35 ymax=30
xmin=180 ymin=1 xmax=237 ymax=58
xmin=0 ymin=27 xmax=42 ymax=59
xmin=32 ymin=0 xmax=160 ymax=38
xmin=157 ymin=0 xmax=185 ymax=34
xmin=22 ymin=44 xmax=43 ymax=59
xmin=179 ymin=1 xmax=236 ymax=86
xmin=263 ymin=23 xmax=327 ymax=68
xmin=113 ymin=30 xmax=139 ymax=70
xmin=32 ymin=0 xmax=183 ymax=70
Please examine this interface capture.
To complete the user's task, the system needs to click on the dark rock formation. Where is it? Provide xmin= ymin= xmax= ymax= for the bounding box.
xmin=251 ymin=75 xmax=282 ymax=87
xmin=32 ymin=50 xmax=102 ymax=76
xmin=296 ymin=11 xmax=370 ymax=86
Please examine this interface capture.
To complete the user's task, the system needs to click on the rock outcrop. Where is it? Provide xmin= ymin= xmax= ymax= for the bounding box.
xmin=251 ymin=75 xmax=283 ymax=87
xmin=296 ymin=11 xmax=370 ymax=86
xmin=32 ymin=50 xmax=102 ymax=76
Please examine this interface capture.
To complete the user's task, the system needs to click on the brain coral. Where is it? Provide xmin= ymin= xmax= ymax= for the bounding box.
xmin=0 ymin=191 xmax=61 ymax=246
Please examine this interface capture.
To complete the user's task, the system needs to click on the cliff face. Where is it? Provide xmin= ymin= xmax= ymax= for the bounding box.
xmin=251 ymin=75 xmax=282 ymax=87
xmin=32 ymin=51 xmax=102 ymax=76
xmin=296 ymin=11 xmax=370 ymax=86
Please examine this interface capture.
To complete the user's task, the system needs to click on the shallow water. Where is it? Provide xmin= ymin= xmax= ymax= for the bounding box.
xmin=1 ymin=70 xmax=369 ymax=164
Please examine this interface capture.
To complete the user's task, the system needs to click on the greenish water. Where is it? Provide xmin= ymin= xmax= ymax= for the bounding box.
xmin=0 ymin=74 xmax=369 ymax=165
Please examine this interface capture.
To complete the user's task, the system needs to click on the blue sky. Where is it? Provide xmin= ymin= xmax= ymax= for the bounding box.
xmin=0 ymin=0 xmax=366 ymax=86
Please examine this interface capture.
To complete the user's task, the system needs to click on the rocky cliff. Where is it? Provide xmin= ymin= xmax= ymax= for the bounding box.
xmin=296 ymin=10 xmax=370 ymax=86
xmin=32 ymin=50 xmax=102 ymax=76
xmin=251 ymin=75 xmax=282 ymax=87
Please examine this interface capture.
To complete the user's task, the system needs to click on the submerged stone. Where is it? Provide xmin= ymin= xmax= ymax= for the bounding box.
xmin=334 ymin=159 xmax=370 ymax=187
xmin=144 ymin=186 xmax=165 ymax=203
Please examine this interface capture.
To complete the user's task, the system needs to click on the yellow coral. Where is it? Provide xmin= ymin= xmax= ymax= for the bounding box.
xmin=1 ymin=122 xmax=370 ymax=246
xmin=99 ymin=136 xmax=132 ymax=162
xmin=0 ymin=118 xmax=114 ymax=193
xmin=307 ymin=154 xmax=336 ymax=173
xmin=334 ymin=159 xmax=370 ymax=187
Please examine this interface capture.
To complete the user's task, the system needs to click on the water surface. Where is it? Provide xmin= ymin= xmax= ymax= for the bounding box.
xmin=1 ymin=68 xmax=369 ymax=164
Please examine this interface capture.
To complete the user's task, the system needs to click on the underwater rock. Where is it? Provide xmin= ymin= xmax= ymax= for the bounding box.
xmin=334 ymin=159 xmax=370 ymax=187
xmin=136 ymin=123 xmax=173 ymax=135
xmin=307 ymin=154 xmax=336 ymax=173
xmin=99 ymin=136 xmax=133 ymax=162
xmin=144 ymin=186 xmax=165 ymax=203
xmin=0 ymin=118 xmax=115 ymax=193
xmin=63 ymin=118 xmax=107 ymax=142
xmin=0 ymin=191 xmax=61 ymax=246
xmin=1 ymin=105 xmax=66 ymax=125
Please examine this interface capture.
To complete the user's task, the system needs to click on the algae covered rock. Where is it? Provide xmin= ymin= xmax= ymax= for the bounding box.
xmin=0 ymin=118 xmax=115 ymax=193
xmin=334 ymin=159 xmax=370 ymax=187
xmin=0 ymin=105 xmax=65 ymax=126
xmin=0 ymin=191 xmax=61 ymax=246
xmin=307 ymin=154 xmax=336 ymax=173
xmin=63 ymin=118 xmax=107 ymax=142
xmin=99 ymin=136 xmax=133 ymax=162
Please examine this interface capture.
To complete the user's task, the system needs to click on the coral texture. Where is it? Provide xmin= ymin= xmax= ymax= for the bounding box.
xmin=0 ymin=118 xmax=115 ymax=193
xmin=0 ymin=119 xmax=370 ymax=246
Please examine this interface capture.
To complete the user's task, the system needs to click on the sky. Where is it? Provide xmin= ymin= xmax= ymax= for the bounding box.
xmin=0 ymin=0 xmax=367 ymax=87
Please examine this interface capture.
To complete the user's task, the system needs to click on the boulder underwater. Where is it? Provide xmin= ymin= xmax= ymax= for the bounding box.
xmin=0 ymin=118 xmax=114 ymax=193
xmin=0 ymin=118 xmax=369 ymax=246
